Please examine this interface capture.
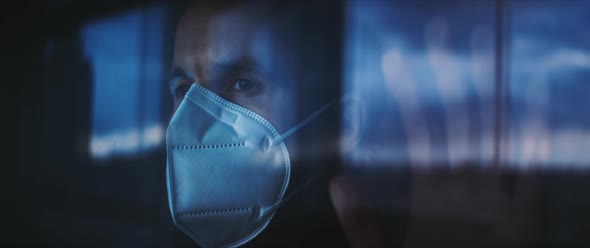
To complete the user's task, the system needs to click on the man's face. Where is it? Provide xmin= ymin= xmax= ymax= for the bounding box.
xmin=169 ymin=2 xmax=296 ymax=133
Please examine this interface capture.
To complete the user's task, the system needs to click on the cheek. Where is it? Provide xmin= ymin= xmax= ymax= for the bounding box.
xmin=267 ymin=89 xmax=297 ymax=134
xmin=233 ymin=91 xmax=287 ymax=132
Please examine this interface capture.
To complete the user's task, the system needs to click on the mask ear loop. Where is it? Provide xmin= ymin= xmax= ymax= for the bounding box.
xmin=257 ymin=94 xmax=355 ymax=220
xmin=270 ymin=94 xmax=354 ymax=147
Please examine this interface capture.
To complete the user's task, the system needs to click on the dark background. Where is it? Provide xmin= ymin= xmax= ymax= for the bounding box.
xmin=7 ymin=0 xmax=590 ymax=247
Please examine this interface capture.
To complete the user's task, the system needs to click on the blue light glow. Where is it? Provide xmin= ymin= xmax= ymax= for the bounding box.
xmin=81 ymin=4 xmax=167 ymax=159
xmin=343 ymin=1 xmax=590 ymax=169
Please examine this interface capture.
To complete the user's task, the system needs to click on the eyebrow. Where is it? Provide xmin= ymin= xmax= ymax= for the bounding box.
xmin=165 ymin=56 xmax=264 ymax=92
xmin=213 ymin=56 xmax=260 ymax=75
xmin=166 ymin=55 xmax=260 ymax=78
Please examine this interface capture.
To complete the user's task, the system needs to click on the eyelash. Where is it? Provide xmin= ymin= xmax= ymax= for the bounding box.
xmin=170 ymin=75 xmax=264 ymax=100
xmin=224 ymin=74 xmax=264 ymax=96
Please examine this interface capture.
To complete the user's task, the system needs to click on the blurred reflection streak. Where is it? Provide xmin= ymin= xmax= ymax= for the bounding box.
xmin=424 ymin=16 xmax=472 ymax=166
xmin=82 ymin=4 xmax=167 ymax=161
xmin=340 ymin=94 xmax=365 ymax=154
xmin=381 ymin=48 xmax=432 ymax=166
xmin=377 ymin=20 xmax=499 ymax=167
xmin=511 ymin=44 xmax=590 ymax=168
xmin=551 ymin=130 xmax=590 ymax=167
xmin=90 ymin=124 xmax=164 ymax=159
xmin=470 ymin=25 xmax=495 ymax=165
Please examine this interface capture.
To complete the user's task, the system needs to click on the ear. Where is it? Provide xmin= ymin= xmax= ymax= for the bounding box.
xmin=340 ymin=93 xmax=365 ymax=154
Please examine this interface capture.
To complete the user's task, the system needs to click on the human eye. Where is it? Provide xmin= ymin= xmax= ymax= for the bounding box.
xmin=232 ymin=78 xmax=255 ymax=91
xmin=170 ymin=77 xmax=194 ymax=100
xmin=167 ymin=66 xmax=196 ymax=101
xmin=227 ymin=76 xmax=264 ymax=97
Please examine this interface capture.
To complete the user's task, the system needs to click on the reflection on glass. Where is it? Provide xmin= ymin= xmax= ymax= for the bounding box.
xmin=81 ymin=4 xmax=167 ymax=159
xmin=343 ymin=1 xmax=497 ymax=167
xmin=507 ymin=1 xmax=590 ymax=169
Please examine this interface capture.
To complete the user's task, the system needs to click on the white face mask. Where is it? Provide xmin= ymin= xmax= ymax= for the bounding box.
xmin=166 ymin=83 xmax=338 ymax=248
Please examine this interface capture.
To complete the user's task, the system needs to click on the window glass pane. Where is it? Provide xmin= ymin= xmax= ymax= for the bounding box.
xmin=343 ymin=1 xmax=497 ymax=167
xmin=507 ymin=1 xmax=590 ymax=169
xmin=81 ymin=4 xmax=167 ymax=159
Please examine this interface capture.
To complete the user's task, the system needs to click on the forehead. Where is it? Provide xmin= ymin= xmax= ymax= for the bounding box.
xmin=173 ymin=3 xmax=285 ymax=74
